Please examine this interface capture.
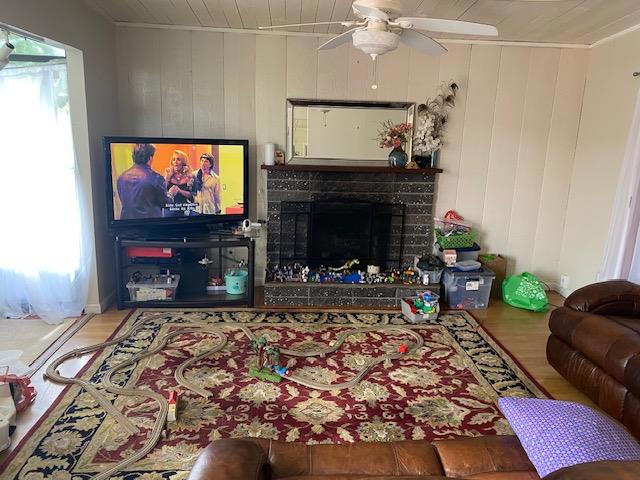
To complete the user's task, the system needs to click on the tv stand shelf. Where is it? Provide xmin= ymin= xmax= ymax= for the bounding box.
xmin=114 ymin=234 xmax=254 ymax=309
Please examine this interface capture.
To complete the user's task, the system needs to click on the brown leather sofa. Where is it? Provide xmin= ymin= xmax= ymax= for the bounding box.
xmin=187 ymin=436 xmax=640 ymax=480
xmin=547 ymin=280 xmax=640 ymax=439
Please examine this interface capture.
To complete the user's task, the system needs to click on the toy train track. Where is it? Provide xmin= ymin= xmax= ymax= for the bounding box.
xmin=45 ymin=315 xmax=423 ymax=479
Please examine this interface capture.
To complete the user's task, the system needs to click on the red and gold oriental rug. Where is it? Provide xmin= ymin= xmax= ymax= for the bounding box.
xmin=1 ymin=309 xmax=547 ymax=479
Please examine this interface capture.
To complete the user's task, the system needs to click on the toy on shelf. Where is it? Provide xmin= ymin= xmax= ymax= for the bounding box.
xmin=167 ymin=391 xmax=178 ymax=423
xmin=249 ymin=336 xmax=286 ymax=383
xmin=266 ymin=262 xmax=429 ymax=286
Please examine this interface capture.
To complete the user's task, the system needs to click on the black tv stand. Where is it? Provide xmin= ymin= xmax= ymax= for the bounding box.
xmin=114 ymin=232 xmax=254 ymax=309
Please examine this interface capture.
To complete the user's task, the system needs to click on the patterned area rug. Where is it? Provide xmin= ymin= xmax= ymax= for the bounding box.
xmin=2 ymin=310 xmax=547 ymax=480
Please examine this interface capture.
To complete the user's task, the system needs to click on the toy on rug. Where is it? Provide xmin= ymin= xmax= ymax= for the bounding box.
xmin=0 ymin=371 xmax=36 ymax=451
xmin=249 ymin=336 xmax=287 ymax=383
xmin=167 ymin=391 xmax=178 ymax=423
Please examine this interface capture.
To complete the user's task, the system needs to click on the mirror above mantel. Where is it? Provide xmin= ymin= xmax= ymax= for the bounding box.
xmin=286 ymin=99 xmax=415 ymax=166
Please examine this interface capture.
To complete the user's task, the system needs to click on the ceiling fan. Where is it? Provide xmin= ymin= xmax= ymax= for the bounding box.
xmin=258 ymin=0 xmax=499 ymax=59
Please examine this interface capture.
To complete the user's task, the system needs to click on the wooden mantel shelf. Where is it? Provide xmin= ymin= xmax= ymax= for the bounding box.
xmin=261 ymin=164 xmax=443 ymax=174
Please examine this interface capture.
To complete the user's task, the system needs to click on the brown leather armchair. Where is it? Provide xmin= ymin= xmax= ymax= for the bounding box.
xmin=187 ymin=436 xmax=640 ymax=480
xmin=547 ymin=280 xmax=640 ymax=439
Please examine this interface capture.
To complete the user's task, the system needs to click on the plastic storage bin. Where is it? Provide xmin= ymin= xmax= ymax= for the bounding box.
xmin=401 ymin=293 xmax=440 ymax=323
xmin=436 ymin=243 xmax=481 ymax=262
xmin=126 ymin=274 xmax=180 ymax=302
xmin=442 ymin=267 xmax=495 ymax=310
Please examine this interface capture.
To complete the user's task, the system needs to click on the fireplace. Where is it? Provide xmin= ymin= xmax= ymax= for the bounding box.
xmin=264 ymin=168 xmax=437 ymax=306
xmin=280 ymin=200 xmax=404 ymax=269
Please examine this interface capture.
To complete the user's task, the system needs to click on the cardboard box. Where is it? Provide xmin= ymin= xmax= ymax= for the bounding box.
xmin=478 ymin=254 xmax=507 ymax=300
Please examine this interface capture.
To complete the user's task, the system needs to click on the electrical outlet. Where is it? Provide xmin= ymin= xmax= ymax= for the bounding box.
xmin=560 ymin=275 xmax=570 ymax=290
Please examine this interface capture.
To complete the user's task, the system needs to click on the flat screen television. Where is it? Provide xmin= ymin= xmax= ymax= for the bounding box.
xmin=105 ymin=136 xmax=249 ymax=230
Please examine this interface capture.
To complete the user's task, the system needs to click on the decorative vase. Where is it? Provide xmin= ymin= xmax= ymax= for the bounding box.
xmin=388 ymin=147 xmax=408 ymax=168
xmin=429 ymin=149 xmax=441 ymax=168
xmin=413 ymin=155 xmax=430 ymax=169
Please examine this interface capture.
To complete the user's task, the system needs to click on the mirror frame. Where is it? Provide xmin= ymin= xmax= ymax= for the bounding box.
xmin=286 ymin=99 xmax=415 ymax=166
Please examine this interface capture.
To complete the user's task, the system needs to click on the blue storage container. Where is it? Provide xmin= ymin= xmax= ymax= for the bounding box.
xmin=442 ymin=266 xmax=495 ymax=310
xmin=225 ymin=269 xmax=248 ymax=295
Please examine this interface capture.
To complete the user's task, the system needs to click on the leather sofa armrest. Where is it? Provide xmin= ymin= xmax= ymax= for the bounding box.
xmin=564 ymin=280 xmax=640 ymax=316
xmin=187 ymin=438 xmax=269 ymax=480
xmin=542 ymin=461 xmax=640 ymax=479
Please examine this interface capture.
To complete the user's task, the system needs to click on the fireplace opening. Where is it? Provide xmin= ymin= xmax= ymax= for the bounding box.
xmin=279 ymin=200 xmax=404 ymax=269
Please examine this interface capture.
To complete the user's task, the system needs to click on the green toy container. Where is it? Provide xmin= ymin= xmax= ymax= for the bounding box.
xmin=225 ymin=269 xmax=248 ymax=295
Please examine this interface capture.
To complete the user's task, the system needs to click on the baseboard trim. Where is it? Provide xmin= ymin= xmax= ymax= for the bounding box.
xmin=85 ymin=290 xmax=116 ymax=314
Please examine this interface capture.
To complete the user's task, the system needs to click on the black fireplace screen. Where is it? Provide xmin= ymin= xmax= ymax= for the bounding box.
xmin=280 ymin=200 xmax=404 ymax=269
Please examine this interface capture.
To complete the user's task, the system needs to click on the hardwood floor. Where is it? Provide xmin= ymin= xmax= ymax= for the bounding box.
xmin=0 ymin=292 xmax=592 ymax=463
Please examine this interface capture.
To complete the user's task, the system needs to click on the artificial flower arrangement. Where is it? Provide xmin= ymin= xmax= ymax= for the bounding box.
xmin=413 ymin=80 xmax=458 ymax=156
xmin=376 ymin=121 xmax=413 ymax=150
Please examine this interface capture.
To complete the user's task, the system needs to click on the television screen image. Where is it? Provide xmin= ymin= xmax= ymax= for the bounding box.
xmin=107 ymin=138 xmax=247 ymax=225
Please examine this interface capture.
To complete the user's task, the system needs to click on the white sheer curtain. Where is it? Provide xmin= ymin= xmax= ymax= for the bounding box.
xmin=598 ymin=89 xmax=640 ymax=283
xmin=0 ymin=63 xmax=92 ymax=324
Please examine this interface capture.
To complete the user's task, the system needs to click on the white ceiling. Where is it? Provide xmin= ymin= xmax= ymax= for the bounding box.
xmin=85 ymin=0 xmax=640 ymax=45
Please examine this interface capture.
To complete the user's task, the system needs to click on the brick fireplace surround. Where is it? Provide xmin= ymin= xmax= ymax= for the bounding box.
xmin=264 ymin=167 xmax=439 ymax=307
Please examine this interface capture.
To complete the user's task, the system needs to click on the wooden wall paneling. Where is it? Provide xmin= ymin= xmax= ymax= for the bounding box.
xmin=531 ymin=49 xmax=588 ymax=280
xmin=269 ymin=0 xmax=287 ymax=27
xmin=577 ymin=9 xmax=640 ymax=44
xmin=495 ymin=2 xmax=575 ymax=42
xmin=285 ymin=0 xmax=303 ymax=30
xmin=85 ymin=0 xmax=115 ymax=20
xmin=314 ymin=0 xmax=336 ymax=33
xmin=407 ymin=46 xmax=441 ymax=105
xmin=191 ymin=31 xmax=225 ymax=137
xmin=506 ymin=48 xmax=560 ymax=274
xmin=459 ymin=0 xmax=518 ymax=26
xmin=160 ymin=29 xmax=194 ymax=137
xmin=286 ymin=36 xmax=318 ymax=98
xmin=255 ymin=35 xmax=287 ymax=284
xmin=202 ymin=0 xmax=232 ymax=27
xmin=186 ymin=0 xmax=216 ymax=26
xmin=168 ymin=0 xmax=202 ymax=25
xmin=235 ymin=0 xmax=258 ymax=28
xmin=515 ymin=1 xmax=583 ymax=43
xmin=434 ymin=43 xmax=472 ymax=217
xmin=103 ymin=0 xmax=153 ymax=22
xmin=550 ymin=0 xmax=640 ymax=43
xmin=375 ymin=43 xmax=411 ymax=101
xmin=347 ymin=45 xmax=377 ymax=101
xmin=117 ymin=27 xmax=163 ymax=136
xmin=116 ymin=26 xmax=132 ymax=134
xmin=455 ymin=45 xmax=501 ymax=230
xmin=317 ymin=41 xmax=349 ymax=100
xmin=481 ymin=47 xmax=531 ymax=255
xmin=223 ymin=33 xmax=257 ymax=219
xmin=138 ymin=0 xmax=173 ymax=23
xmin=537 ymin=0 xmax=601 ymax=43
xmin=415 ymin=0 xmax=448 ymax=16
xmin=300 ymin=0 xmax=320 ymax=32
xmin=429 ymin=0 xmax=478 ymax=19
xmin=220 ymin=0 xmax=243 ymax=28
xmin=328 ymin=0 xmax=353 ymax=34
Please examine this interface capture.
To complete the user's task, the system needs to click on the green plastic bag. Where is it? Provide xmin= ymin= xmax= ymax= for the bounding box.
xmin=502 ymin=272 xmax=549 ymax=312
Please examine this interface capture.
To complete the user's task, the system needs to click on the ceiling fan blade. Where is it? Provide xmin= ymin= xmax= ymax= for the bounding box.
xmin=319 ymin=28 xmax=359 ymax=50
xmin=259 ymin=21 xmax=361 ymax=30
xmin=400 ymin=29 xmax=447 ymax=56
xmin=352 ymin=2 xmax=389 ymax=21
xmin=396 ymin=17 xmax=498 ymax=36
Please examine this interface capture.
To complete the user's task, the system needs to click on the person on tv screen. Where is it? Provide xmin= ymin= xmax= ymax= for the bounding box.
xmin=117 ymin=143 xmax=172 ymax=219
xmin=193 ymin=153 xmax=221 ymax=214
xmin=164 ymin=150 xmax=195 ymax=216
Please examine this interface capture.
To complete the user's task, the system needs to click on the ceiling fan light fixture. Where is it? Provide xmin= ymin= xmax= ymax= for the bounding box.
xmin=352 ymin=29 xmax=399 ymax=57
